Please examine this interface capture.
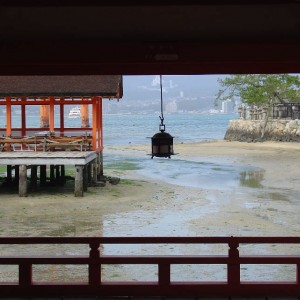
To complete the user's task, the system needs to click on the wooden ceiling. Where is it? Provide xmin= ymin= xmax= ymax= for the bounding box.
xmin=1 ymin=0 xmax=300 ymax=75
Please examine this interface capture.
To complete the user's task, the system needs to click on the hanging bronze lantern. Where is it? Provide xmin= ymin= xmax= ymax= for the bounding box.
xmin=151 ymin=130 xmax=174 ymax=158
xmin=151 ymin=75 xmax=175 ymax=159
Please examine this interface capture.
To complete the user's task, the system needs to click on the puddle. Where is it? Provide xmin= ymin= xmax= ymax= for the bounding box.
xmin=239 ymin=170 xmax=264 ymax=188
xmin=244 ymin=202 xmax=261 ymax=209
xmin=257 ymin=191 xmax=291 ymax=202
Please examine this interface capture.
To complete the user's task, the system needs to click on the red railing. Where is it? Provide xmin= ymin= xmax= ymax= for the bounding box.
xmin=0 ymin=236 xmax=300 ymax=297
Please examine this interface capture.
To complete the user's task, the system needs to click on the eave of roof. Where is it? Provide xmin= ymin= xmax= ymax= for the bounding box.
xmin=0 ymin=75 xmax=123 ymax=98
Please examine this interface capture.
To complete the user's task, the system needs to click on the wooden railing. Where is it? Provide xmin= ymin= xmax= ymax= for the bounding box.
xmin=0 ymin=135 xmax=92 ymax=152
xmin=0 ymin=236 xmax=300 ymax=297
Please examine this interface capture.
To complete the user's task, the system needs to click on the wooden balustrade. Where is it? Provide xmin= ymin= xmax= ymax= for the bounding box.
xmin=0 ymin=236 xmax=300 ymax=297
xmin=0 ymin=135 xmax=92 ymax=152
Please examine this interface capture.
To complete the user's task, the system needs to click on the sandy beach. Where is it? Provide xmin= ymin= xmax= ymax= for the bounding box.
xmin=1 ymin=139 xmax=300 ymax=282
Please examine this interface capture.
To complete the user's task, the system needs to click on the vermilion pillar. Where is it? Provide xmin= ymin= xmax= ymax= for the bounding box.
xmin=21 ymin=98 xmax=26 ymax=136
xmin=92 ymin=97 xmax=97 ymax=150
xmin=49 ymin=96 xmax=55 ymax=132
xmin=98 ymin=96 xmax=103 ymax=150
xmin=40 ymin=104 xmax=50 ymax=128
xmin=98 ymin=96 xmax=104 ymax=177
xmin=60 ymin=98 xmax=64 ymax=136
xmin=91 ymin=96 xmax=103 ymax=151
xmin=81 ymin=102 xmax=90 ymax=128
xmin=6 ymin=96 xmax=12 ymax=137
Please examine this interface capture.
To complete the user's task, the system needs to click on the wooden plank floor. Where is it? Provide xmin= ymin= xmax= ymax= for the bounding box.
xmin=0 ymin=151 xmax=97 ymax=165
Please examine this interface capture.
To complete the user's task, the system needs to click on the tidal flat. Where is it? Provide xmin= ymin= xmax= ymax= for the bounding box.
xmin=1 ymin=140 xmax=300 ymax=282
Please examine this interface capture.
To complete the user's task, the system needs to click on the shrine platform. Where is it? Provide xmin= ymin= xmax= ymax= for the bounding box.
xmin=0 ymin=151 xmax=98 ymax=197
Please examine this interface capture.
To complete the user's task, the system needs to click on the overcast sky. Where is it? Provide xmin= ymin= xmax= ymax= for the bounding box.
xmin=123 ymin=75 xmax=227 ymax=101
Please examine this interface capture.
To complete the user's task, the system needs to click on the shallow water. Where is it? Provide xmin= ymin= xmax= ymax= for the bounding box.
xmin=105 ymin=153 xmax=265 ymax=190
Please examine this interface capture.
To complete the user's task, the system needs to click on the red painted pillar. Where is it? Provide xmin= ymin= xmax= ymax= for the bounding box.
xmin=228 ymin=238 xmax=240 ymax=286
xmin=81 ymin=101 xmax=90 ymax=128
xmin=6 ymin=96 xmax=12 ymax=137
xmin=40 ymin=104 xmax=50 ymax=128
xmin=60 ymin=98 xmax=64 ymax=136
xmin=21 ymin=98 xmax=26 ymax=136
xmin=49 ymin=96 xmax=55 ymax=132
xmin=92 ymin=97 xmax=97 ymax=151
xmin=98 ymin=96 xmax=103 ymax=150
xmin=159 ymin=263 xmax=171 ymax=287
xmin=89 ymin=241 xmax=101 ymax=285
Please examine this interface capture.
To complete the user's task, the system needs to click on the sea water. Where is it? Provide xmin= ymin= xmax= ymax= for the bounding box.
xmin=103 ymin=113 xmax=234 ymax=146
xmin=0 ymin=113 xmax=234 ymax=145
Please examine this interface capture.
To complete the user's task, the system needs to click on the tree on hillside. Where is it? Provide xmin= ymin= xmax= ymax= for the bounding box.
xmin=216 ymin=74 xmax=300 ymax=137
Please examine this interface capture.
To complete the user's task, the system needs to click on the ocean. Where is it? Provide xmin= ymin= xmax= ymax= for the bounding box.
xmin=0 ymin=112 xmax=234 ymax=145
xmin=103 ymin=113 xmax=234 ymax=146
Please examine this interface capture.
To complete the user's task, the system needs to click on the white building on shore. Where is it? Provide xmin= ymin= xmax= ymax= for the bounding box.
xmin=221 ymin=100 xmax=234 ymax=114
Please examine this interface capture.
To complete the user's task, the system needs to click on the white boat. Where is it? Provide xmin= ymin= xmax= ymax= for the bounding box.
xmin=68 ymin=106 xmax=81 ymax=118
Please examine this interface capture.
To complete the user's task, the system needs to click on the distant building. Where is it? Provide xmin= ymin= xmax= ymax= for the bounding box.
xmin=221 ymin=100 xmax=234 ymax=113
xmin=166 ymin=101 xmax=178 ymax=113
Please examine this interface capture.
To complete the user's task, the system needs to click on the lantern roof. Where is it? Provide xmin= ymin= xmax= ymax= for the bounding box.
xmin=152 ymin=131 xmax=173 ymax=139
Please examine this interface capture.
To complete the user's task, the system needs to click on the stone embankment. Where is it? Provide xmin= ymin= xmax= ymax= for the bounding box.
xmin=225 ymin=119 xmax=300 ymax=142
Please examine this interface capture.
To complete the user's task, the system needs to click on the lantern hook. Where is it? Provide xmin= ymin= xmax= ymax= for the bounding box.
xmin=159 ymin=75 xmax=165 ymax=132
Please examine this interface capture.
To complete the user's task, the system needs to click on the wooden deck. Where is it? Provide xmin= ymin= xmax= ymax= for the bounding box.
xmin=0 ymin=151 xmax=98 ymax=197
xmin=0 ymin=151 xmax=96 ymax=165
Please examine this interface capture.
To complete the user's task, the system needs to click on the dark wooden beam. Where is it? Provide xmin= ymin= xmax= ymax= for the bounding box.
xmin=1 ymin=41 xmax=300 ymax=75
xmin=0 ymin=0 xmax=299 ymax=6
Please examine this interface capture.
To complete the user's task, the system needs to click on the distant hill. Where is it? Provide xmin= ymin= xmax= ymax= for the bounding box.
xmin=104 ymin=75 xmax=227 ymax=114
xmin=122 ymin=75 xmax=226 ymax=102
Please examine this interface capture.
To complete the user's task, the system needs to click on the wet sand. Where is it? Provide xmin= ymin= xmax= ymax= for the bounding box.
xmin=1 ymin=139 xmax=300 ymax=238
xmin=1 ymin=140 xmax=300 ymax=282
xmin=104 ymin=140 xmax=300 ymax=237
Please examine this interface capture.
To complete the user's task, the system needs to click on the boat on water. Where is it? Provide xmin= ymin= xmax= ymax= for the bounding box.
xmin=68 ymin=106 xmax=81 ymax=118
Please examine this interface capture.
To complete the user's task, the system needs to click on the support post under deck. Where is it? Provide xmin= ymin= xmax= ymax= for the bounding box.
xmin=92 ymin=159 xmax=97 ymax=185
xmin=75 ymin=165 xmax=84 ymax=197
xmin=6 ymin=165 xmax=12 ymax=184
xmin=97 ymin=152 xmax=104 ymax=180
xmin=30 ymin=166 xmax=37 ymax=191
xmin=14 ymin=165 xmax=19 ymax=184
xmin=60 ymin=165 xmax=65 ymax=185
xmin=40 ymin=165 xmax=47 ymax=187
xmin=83 ymin=165 xmax=88 ymax=192
xmin=19 ymin=165 xmax=27 ymax=197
